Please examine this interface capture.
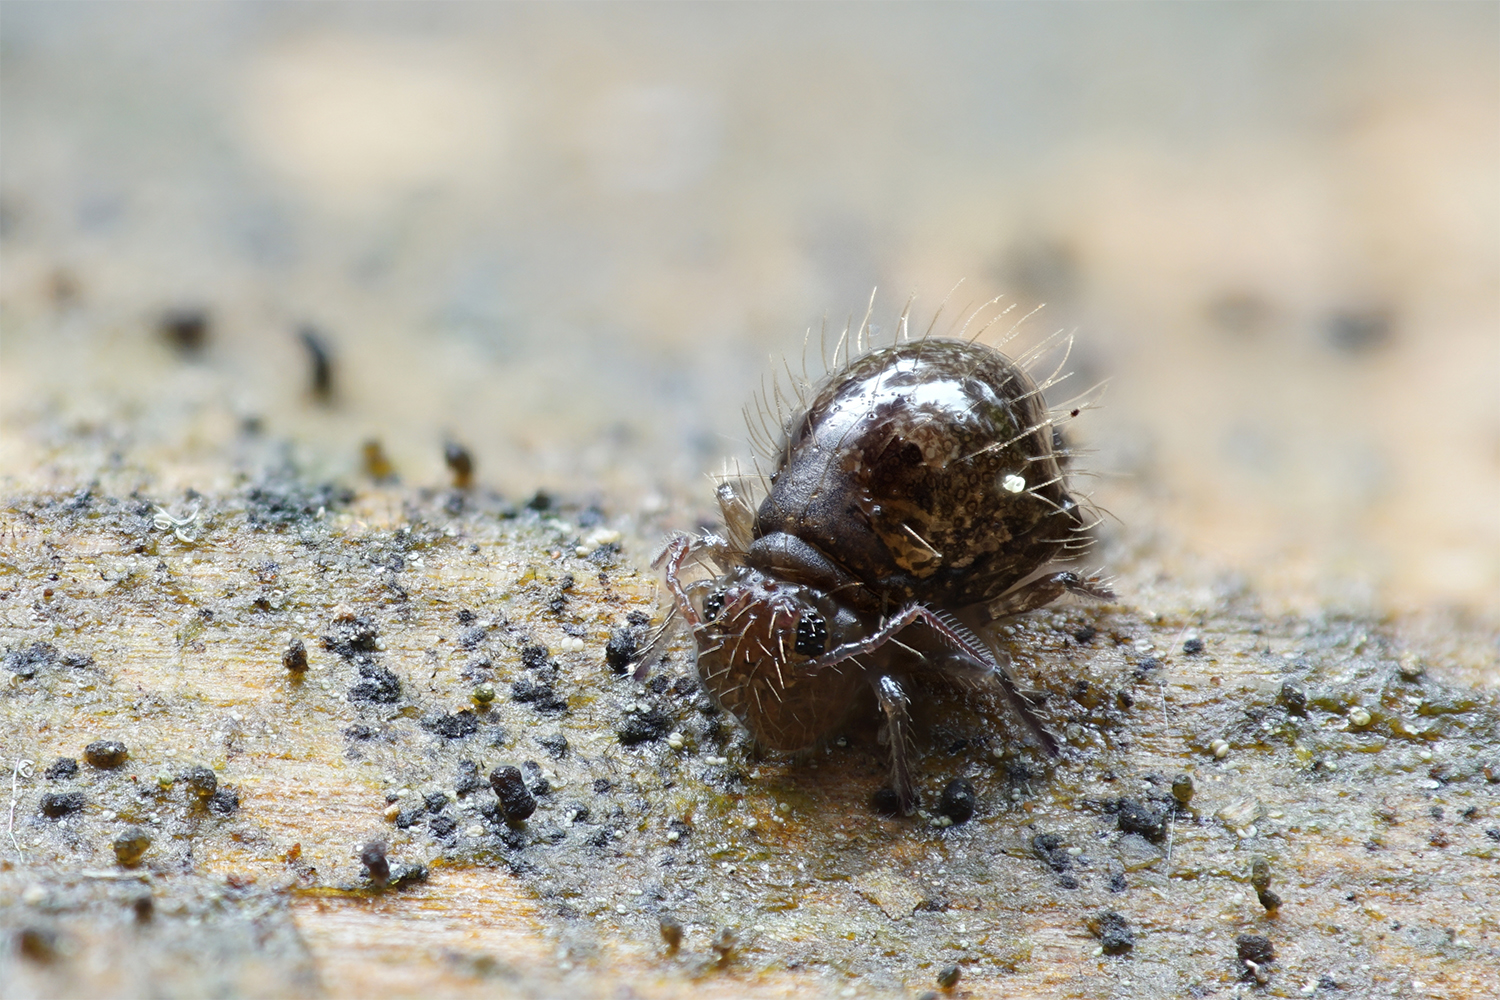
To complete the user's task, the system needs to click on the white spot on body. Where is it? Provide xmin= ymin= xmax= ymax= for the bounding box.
xmin=1001 ymin=473 xmax=1027 ymax=494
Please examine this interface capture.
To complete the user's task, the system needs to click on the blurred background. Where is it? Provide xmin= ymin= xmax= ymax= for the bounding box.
xmin=2 ymin=2 xmax=1496 ymax=616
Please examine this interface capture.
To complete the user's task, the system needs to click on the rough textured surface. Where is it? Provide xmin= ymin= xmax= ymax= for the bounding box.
xmin=2 ymin=482 xmax=1497 ymax=997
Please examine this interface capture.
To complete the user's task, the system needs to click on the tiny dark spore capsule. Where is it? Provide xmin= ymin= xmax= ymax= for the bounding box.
xmin=444 ymin=442 xmax=474 ymax=489
xmin=44 ymin=757 xmax=78 ymax=780
xmin=1171 ymin=772 xmax=1195 ymax=807
xmin=937 ymin=778 xmax=977 ymax=824
xmin=112 ymin=828 xmax=152 ymax=867
xmin=283 ymin=638 xmax=308 ymax=672
xmin=1236 ymin=933 xmax=1275 ymax=968
xmin=299 ymin=326 xmax=334 ymax=400
xmin=361 ymin=839 xmax=391 ymax=885
xmin=658 ymin=914 xmax=683 ymax=951
xmin=490 ymin=766 xmax=537 ymax=822
xmin=936 ymin=963 xmax=962 ymax=989
xmin=1278 ymin=683 xmax=1308 ymax=716
xmin=1182 ymin=637 xmax=1205 ymax=656
xmin=208 ymin=789 xmax=240 ymax=815
xmin=84 ymin=739 xmax=129 ymax=769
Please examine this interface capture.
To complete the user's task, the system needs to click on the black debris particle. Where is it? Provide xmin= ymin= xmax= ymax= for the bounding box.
xmin=1032 ymin=832 xmax=1072 ymax=873
xmin=537 ymin=733 xmax=569 ymax=759
xmin=1182 ymin=637 xmax=1205 ymax=656
xmin=617 ymin=705 xmax=672 ymax=746
xmin=1236 ymin=934 xmax=1275 ymax=980
xmin=423 ymin=791 xmax=450 ymax=813
xmin=444 ymin=441 xmax=474 ymax=489
xmin=84 ymin=739 xmax=129 ymax=769
xmin=323 ymin=616 xmax=380 ymax=659
xmin=1325 ymin=309 xmax=1391 ymax=354
xmin=1089 ymin=910 xmax=1135 ymax=954
xmin=4 ymin=641 xmax=57 ymax=678
xmin=524 ymin=490 xmax=552 ymax=512
xmin=112 ymin=827 xmax=152 ymax=867
xmin=458 ymin=626 xmax=488 ymax=650
xmin=424 ymin=710 xmax=479 ymax=739
xmin=592 ymin=778 xmax=612 ymax=794
xmin=936 ymin=963 xmax=962 ymax=989
xmin=546 ymin=575 xmax=573 ymax=614
xmin=1132 ymin=657 xmax=1162 ymax=680
xmin=520 ymin=644 xmax=550 ymax=669
xmin=871 ymin=787 xmax=902 ymax=817
xmin=1115 ymin=798 xmax=1167 ymax=842
xmin=159 ymin=307 xmax=209 ymax=353
xmin=658 ymin=914 xmax=683 ymax=952
xmin=1107 ymin=872 xmax=1128 ymax=893
xmin=937 ymin=778 xmax=977 ymax=824
xmin=361 ymin=839 xmax=391 ymax=886
xmin=299 ymin=326 xmax=334 ymax=399
xmin=17 ymin=926 xmax=61 ymax=963
xmin=454 ymin=760 xmax=485 ymax=796
xmin=605 ymin=622 xmax=645 ymax=673
xmin=350 ymin=662 xmax=403 ymax=704
xmin=521 ymin=760 xmax=551 ymax=796
xmin=178 ymin=765 xmax=218 ymax=799
xmin=39 ymin=791 xmax=86 ymax=818
xmin=43 ymin=757 xmax=78 ymax=780
xmin=429 ymin=814 xmax=457 ymax=839
xmin=511 ymin=673 xmax=567 ymax=714
xmin=1072 ymin=624 xmax=1097 ymax=644
xmin=283 ymin=638 xmax=308 ymax=672
xmin=490 ymin=766 xmax=537 ymax=823
xmin=394 ymin=806 xmax=425 ymax=829
xmin=1486 ymin=828 xmax=1500 ymax=842
xmin=344 ymin=724 xmax=376 ymax=741
xmin=208 ymin=789 xmax=240 ymax=815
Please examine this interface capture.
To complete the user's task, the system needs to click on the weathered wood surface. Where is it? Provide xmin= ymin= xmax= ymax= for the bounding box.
xmin=1 ymin=481 xmax=1496 ymax=999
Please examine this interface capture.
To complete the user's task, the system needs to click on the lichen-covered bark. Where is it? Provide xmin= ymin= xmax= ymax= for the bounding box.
xmin=3 ymin=481 xmax=1496 ymax=999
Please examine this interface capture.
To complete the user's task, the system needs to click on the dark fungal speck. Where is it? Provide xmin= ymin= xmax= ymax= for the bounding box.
xmin=605 ymin=622 xmax=643 ymax=673
xmin=44 ymin=757 xmax=78 ymax=780
xmin=1107 ymin=872 xmax=1128 ymax=893
xmin=1090 ymin=910 xmax=1135 ymax=954
xmin=350 ymin=662 xmax=403 ymax=704
xmin=1032 ymin=832 xmax=1072 ymax=873
xmin=84 ymin=739 xmax=129 ymax=769
xmin=429 ymin=814 xmax=457 ymax=839
xmin=454 ymin=760 xmax=484 ymax=796
xmin=178 ymin=765 xmax=218 ymax=799
xmin=40 ymin=791 xmax=85 ymax=818
xmin=537 ymin=732 xmax=569 ymax=759
xmin=490 ymin=766 xmax=536 ymax=822
xmin=208 ymin=789 xmax=240 ymax=815
xmin=283 ymin=638 xmax=308 ymax=672
xmin=617 ymin=704 xmax=672 ymax=745
xmin=937 ymin=778 xmax=977 ymax=824
xmin=159 ymin=307 xmax=209 ymax=354
xmin=936 ymin=963 xmax=962 ymax=989
xmin=424 ymin=710 xmax=479 ymax=739
xmin=322 ymin=616 xmax=379 ymax=659
xmin=1115 ymin=798 xmax=1167 ymax=842
xmin=4 ymin=641 xmax=57 ymax=679
xmin=1182 ymin=637 xmax=1205 ymax=655
xmin=1072 ymin=624 xmax=1097 ymax=643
